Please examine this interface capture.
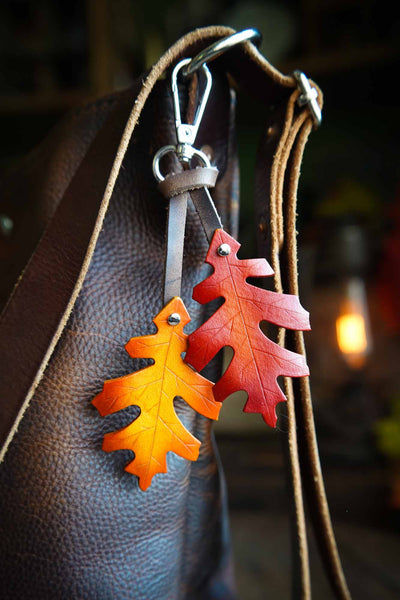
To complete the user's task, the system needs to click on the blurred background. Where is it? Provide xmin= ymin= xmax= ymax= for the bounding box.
xmin=1 ymin=1 xmax=400 ymax=598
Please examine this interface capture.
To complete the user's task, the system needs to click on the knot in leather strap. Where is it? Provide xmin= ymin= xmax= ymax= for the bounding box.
xmin=158 ymin=166 xmax=219 ymax=199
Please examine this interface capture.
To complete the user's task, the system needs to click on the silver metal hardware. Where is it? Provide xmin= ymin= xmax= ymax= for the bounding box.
xmin=293 ymin=70 xmax=322 ymax=128
xmin=217 ymin=243 xmax=231 ymax=256
xmin=183 ymin=28 xmax=262 ymax=77
xmin=153 ymin=58 xmax=212 ymax=182
xmin=172 ymin=58 xmax=212 ymax=153
xmin=153 ymin=145 xmax=211 ymax=183
xmin=167 ymin=313 xmax=181 ymax=326
xmin=153 ymin=29 xmax=264 ymax=182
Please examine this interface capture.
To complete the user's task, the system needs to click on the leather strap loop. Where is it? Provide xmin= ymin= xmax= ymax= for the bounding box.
xmin=158 ymin=166 xmax=218 ymax=199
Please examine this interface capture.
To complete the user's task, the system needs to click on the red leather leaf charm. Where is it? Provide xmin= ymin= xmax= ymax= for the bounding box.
xmin=184 ymin=229 xmax=311 ymax=427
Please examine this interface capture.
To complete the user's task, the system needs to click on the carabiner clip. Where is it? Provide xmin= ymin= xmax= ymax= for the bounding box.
xmin=171 ymin=58 xmax=212 ymax=160
xmin=153 ymin=58 xmax=212 ymax=182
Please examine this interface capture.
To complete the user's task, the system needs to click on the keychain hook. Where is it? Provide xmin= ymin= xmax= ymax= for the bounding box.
xmin=153 ymin=28 xmax=262 ymax=182
xmin=172 ymin=58 xmax=212 ymax=154
xmin=153 ymin=58 xmax=212 ymax=182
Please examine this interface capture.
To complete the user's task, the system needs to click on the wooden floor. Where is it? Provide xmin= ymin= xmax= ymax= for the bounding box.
xmin=217 ymin=435 xmax=400 ymax=600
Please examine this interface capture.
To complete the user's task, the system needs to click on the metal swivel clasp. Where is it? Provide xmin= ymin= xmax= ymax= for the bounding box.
xmin=152 ymin=58 xmax=212 ymax=182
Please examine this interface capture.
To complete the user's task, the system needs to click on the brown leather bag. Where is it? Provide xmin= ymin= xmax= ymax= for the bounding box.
xmin=0 ymin=26 xmax=350 ymax=599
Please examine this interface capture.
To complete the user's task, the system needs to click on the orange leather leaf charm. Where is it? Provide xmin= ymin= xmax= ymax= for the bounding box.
xmin=92 ymin=297 xmax=220 ymax=490
xmin=185 ymin=229 xmax=311 ymax=427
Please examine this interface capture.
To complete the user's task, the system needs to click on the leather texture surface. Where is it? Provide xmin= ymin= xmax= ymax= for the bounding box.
xmin=0 ymin=92 xmax=120 ymax=312
xmin=0 ymin=71 xmax=238 ymax=600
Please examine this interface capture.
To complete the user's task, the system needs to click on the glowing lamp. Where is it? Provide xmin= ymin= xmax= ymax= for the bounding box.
xmin=335 ymin=277 xmax=371 ymax=369
xmin=336 ymin=314 xmax=367 ymax=354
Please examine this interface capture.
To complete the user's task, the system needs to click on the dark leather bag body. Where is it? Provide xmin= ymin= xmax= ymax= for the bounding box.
xmin=0 ymin=69 xmax=238 ymax=599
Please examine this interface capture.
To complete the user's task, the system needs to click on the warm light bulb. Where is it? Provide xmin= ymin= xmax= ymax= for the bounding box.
xmin=336 ymin=313 xmax=368 ymax=355
xmin=335 ymin=277 xmax=371 ymax=369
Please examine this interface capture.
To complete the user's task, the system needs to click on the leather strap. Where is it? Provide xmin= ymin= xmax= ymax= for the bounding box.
xmin=158 ymin=168 xmax=220 ymax=303
xmin=0 ymin=25 xmax=350 ymax=600
xmin=256 ymin=79 xmax=351 ymax=599
xmin=190 ymin=186 xmax=223 ymax=243
xmin=271 ymin=93 xmax=313 ymax=600
xmin=163 ymin=192 xmax=188 ymax=304
xmin=158 ymin=166 xmax=218 ymax=199
xmin=283 ymin=123 xmax=351 ymax=600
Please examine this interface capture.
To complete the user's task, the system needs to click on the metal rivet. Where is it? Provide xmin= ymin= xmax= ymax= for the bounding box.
xmin=167 ymin=313 xmax=181 ymax=326
xmin=217 ymin=243 xmax=231 ymax=256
